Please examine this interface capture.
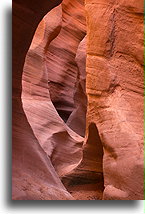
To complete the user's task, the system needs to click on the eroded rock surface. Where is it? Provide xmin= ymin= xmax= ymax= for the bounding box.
xmin=85 ymin=0 xmax=144 ymax=200
xmin=22 ymin=5 xmax=84 ymax=178
xmin=46 ymin=0 xmax=86 ymax=122
xmin=13 ymin=0 xmax=144 ymax=200
xmin=67 ymin=36 xmax=87 ymax=137
xmin=12 ymin=0 xmax=74 ymax=200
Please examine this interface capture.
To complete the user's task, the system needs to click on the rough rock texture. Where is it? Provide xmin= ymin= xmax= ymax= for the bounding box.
xmin=85 ymin=0 xmax=144 ymax=200
xmin=12 ymin=0 xmax=75 ymax=200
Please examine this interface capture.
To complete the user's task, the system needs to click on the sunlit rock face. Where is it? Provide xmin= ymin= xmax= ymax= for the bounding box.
xmin=85 ymin=0 xmax=144 ymax=200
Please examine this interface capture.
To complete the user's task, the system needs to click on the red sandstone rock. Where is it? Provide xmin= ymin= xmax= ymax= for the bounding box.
xmin=13 ymin=0 xmax=144 ymax=201
xmin=22 ymin=6 xmax=84 ymax=178
xmin=85 ymin=0 xmax=144 ymax=200
xmin=66 ymin=36 xmax=87 ymax=136
xmin=46 ymin=0 xmax=86 ymax=122
xmin=12 ymin=0 xmax=74 ymax=200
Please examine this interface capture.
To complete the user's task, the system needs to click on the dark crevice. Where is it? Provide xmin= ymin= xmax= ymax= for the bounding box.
xmin=61 ymin=123 xmax=104 ymax=200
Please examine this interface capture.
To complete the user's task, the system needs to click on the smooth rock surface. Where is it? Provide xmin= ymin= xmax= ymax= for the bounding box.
xmin=22 ymin=5 xmax=84 ymax=178
xmin=46 ymin=0 xmax=86 ymax=122
xmin=12 ymin=0 xmax=74 ymax=200
xmin=66 ymin=36 xmax=87 ymax=137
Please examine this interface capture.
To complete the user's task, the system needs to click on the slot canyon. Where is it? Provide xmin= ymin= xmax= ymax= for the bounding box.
xmin=12 ymin=0 xmax=144 ymax=200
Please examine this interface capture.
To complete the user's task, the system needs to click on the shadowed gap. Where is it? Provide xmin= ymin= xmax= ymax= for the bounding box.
xmin=61 ymin=122 xmax=104 ymax=200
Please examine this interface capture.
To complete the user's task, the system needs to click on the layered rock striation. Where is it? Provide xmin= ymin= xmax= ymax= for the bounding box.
xmin=46 ymin=0 xmax=86 ymax=124
xmin=12 ymin=0 xmax=144 ymax=200
xmin=22 ymin=3 xmax=84 ymax=179
xmin=12 ymin=0 xmax=74 ymax=200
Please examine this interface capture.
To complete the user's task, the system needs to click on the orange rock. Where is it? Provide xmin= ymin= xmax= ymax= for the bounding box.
xmin=13 ymin=0 xmax=144 ymax=200
xmin=85 ymin=0 xmax=144 ymax=200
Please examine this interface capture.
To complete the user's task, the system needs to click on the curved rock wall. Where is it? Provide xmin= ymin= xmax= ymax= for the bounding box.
xmin=12 ymin=0 xmax=74 ymax=200
xmin=22 ymin=5 xmax=84 ymax=178
xmin=13 ymin=0 xmax=144 ymax=200
xmin=85 ymin=0 xmax=144 ymax=200
xmin=66 ymin=36 xmax=87 ymax=137
xmin=46 ymin=0 xmax=86 ymax=123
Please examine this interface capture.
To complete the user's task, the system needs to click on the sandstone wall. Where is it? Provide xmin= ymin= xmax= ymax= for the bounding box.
xmin=13 ymin=0 xmax=144 ymax=200
xmin=46 ymin=0 xmax=86 ymax=124
xmin=12 ymin=0 xmax=74 ymax=200
xmin=85 ymin=0 xmax=144 ymax=200
xmin=22 ymin=4 xmax=84 ymax=178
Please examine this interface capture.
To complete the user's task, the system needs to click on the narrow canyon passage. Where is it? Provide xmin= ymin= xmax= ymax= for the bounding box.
xmin=13 ymin=0 xmax=144 ymax=200
xmin=21 ymin=0 xmax=104 ymax=200
xmin=45 ymin=0 xmax=87 ymax=137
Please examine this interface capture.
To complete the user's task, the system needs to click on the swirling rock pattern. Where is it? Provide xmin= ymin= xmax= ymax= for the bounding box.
xmin=12 ymin=0 xmax=74 ymax=200
xmin=12 ymin=0 xmax=144 ymax=200
xmin=22 ymin=4 xmax=84 ymax=179
xmin=46 ymin=0 xmax=86 ymax=123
